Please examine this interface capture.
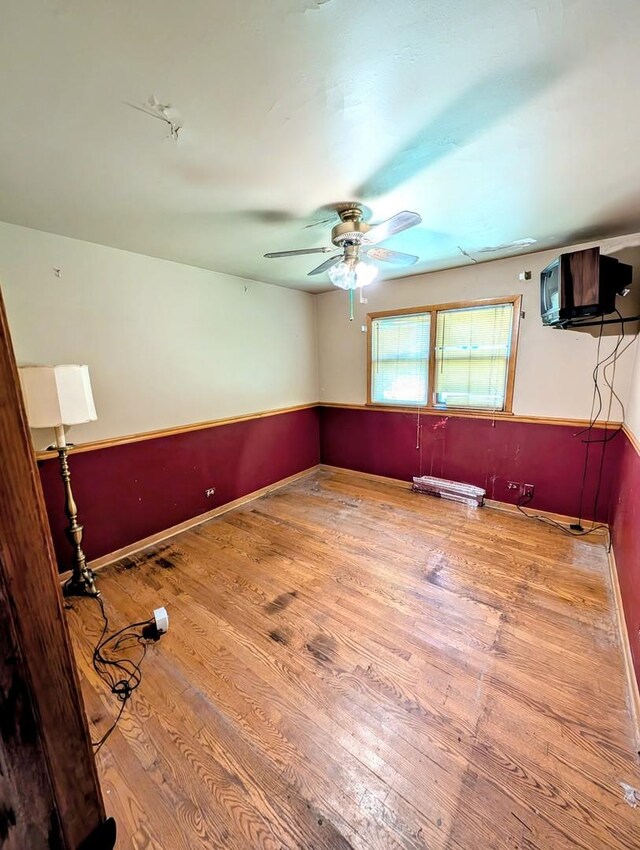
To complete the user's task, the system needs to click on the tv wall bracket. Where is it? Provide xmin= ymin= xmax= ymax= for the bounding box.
xmin=555 ymin=314 xmax=640 ymax=329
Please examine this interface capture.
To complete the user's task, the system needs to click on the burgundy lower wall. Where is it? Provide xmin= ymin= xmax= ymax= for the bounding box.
xmin=319 ymin=406 xmax=621 ymax=523
xmin=39 ymin=401 xmax=630 ymax=591
xmin=39 ymin=407 xmax=319 ymax=571
xmin=610 ymin=431 xmax=640 ymax=686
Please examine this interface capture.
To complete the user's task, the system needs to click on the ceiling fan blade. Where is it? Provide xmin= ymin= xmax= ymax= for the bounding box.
xmin=264 ymin=247 xmax=333 ymax=258
xmin=363 ymin=211 xmax=422 ymax=245
xmin=363 ymin=247 xmax=419 ymax=266
xmin=308 ymin=255 xmax=342 ymax=276
xmin=302 ymin=216 xmax=336 ymax=230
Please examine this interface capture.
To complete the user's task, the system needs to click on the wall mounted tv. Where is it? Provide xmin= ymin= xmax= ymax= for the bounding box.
xmin=540 ymin=246 xmax=632 ymax=327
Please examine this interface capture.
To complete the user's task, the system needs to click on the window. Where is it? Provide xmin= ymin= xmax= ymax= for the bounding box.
xmin=370 ymin=312 xmax=431 ymax=406
xmin=434 ymin=302 xmax=515 ymax=409
xmin=368 ymin=297 xmax=520 ymax=412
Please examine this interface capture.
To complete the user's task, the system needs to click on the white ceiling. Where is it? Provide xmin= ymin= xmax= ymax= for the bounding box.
xmin=2 ymin=0 xmax=640 ymax=292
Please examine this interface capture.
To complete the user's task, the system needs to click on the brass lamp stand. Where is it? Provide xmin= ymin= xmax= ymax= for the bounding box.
xmin=57 ymin=444 xmax=99 ymax=597
xmin=19 ymin=364 xmax=100 ymax=596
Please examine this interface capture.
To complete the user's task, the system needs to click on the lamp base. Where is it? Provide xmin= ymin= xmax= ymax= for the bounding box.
xmin=56 ymin=444 xmax=100 ymax=598
xmin=63 ymin=567 xmax=100 ymax=598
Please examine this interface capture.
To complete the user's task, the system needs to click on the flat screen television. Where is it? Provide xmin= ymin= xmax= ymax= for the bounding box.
xmin=540 ymin=247 xmax=632 ymax=327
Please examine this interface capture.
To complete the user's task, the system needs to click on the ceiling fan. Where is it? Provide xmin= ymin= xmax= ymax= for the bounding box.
xmin=264 ymin=204 xmax=422 ymax=291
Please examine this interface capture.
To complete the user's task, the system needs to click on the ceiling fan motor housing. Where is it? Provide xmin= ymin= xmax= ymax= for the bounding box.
xmin=262 ymin=204 xmax=421 ymax=275
xmin=331 ymin=207 xmax=370 ymax=246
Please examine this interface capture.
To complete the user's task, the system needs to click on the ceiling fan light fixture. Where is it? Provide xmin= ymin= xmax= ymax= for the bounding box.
xmin=327 ymin=259 xmax=378 ymax=290
xmin=263 ymin=205 xmax=422 ymax=285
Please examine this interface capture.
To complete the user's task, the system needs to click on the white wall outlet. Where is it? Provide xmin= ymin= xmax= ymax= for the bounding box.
xmin=205 ymin=487 xmax=216 ymax=497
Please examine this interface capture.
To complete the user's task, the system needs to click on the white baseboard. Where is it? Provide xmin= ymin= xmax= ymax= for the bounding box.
xmin=320 ymin=464 xmax=606 ymax=532
xmin=607 ymin=547 xmax=640 ymax=748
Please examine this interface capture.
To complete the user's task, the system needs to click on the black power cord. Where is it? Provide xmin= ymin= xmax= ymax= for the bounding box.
xmin=573 ymin=312 xmax=639 ymax=447
xmin=573 ymin=317 xmax=606 ymax=528
xmin=575 ymin=311 xmax=639 ymax=526
xmin=516 ymin=491 xmax=610 ymax=545
xmin=517 ymin=309 xmax=638 ymax=543
xmin=571 ymin=313 xmax=638 ymax=528
xmin=91 ymin=595 xmax=157 ymax=754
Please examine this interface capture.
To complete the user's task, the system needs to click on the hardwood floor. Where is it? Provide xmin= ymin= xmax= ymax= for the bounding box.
xmin=66 ymin=468 xmax=640 ymax=849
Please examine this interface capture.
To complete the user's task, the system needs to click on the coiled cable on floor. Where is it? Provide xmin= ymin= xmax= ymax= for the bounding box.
xmin=91 ymin=595 xmax=155 ymax=753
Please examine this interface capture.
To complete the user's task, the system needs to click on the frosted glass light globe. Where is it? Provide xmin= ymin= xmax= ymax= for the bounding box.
xmin=327 ymin=258 xmax=378 ymax=289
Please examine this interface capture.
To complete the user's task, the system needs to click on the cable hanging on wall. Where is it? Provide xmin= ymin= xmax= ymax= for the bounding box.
xmin=517 ymin=310 xmax=639 ymax=542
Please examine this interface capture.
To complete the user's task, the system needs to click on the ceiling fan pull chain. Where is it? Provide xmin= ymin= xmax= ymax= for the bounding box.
xmin=349 ymin=288 xmax=354 ymax=322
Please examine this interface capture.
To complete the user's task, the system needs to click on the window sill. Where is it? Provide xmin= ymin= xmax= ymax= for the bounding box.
xmin=364 ymin=402 xmax=514 ymax=418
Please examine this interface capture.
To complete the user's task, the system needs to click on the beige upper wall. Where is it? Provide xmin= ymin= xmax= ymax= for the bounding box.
xmin=4 ymin=219 xmax=639 ymax=449
xmin=316 ymin=236 xmax=640 ymax=421
xmin=0 ymin=222 xmax=318 ymax=449
xmin=625 ymin=340 xmax=640 ymax=444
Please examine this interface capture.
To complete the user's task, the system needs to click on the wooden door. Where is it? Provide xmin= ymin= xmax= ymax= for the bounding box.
xmin=0 ymin=286 xmax=108 ymax=849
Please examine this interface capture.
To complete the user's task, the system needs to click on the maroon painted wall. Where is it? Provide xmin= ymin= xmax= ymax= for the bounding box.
xmin=610 ymin=431 xmax=640 ymax=685
xmin=39 ymin=402 xmax=628 ymax=577
xmin=39 ymin=407 xmax=319 ymax=571
xmin=319 ymin=406 xmax=621 ymax=523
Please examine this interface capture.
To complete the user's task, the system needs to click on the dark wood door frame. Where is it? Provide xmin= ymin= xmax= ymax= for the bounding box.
xmin=0 ymin=286 xmax=108 ymax=848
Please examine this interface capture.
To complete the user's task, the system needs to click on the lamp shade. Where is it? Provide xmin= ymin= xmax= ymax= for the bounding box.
xmin=19 ymin=365 xmax=97 ymax=428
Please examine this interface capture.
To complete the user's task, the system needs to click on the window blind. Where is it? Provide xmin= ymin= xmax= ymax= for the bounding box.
xmin=371 ymin=313 xmax=431 ymax=405
xmin=434 ymin=303 xmax=514 ymax=410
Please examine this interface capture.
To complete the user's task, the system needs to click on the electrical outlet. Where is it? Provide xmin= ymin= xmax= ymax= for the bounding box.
xmin=205 ymin=487 xmax=216 ymax=497
xmin=507 ymin=481 xmax=534 ymax=497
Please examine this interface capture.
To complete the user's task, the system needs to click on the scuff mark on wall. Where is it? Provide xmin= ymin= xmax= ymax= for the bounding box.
xmin=425 ymin=416 xmax=448 ymax=478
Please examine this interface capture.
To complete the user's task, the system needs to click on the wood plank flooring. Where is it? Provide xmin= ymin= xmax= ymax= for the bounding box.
xmin=66 ymin=469 xmax=640 ymax=849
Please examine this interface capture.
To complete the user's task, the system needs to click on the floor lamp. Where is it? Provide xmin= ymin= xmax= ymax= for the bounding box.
xmin=19 ymin=364 xmax=100 ymax=597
